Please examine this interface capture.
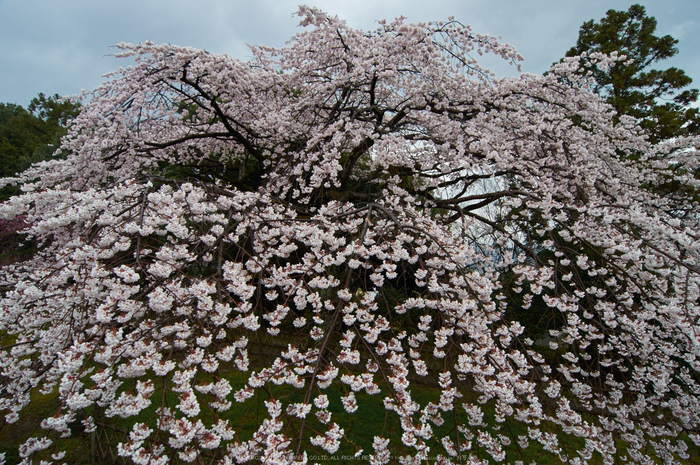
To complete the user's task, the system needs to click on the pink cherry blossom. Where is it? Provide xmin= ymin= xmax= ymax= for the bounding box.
xmin=1 ymin=6 xmax=700 ymax=464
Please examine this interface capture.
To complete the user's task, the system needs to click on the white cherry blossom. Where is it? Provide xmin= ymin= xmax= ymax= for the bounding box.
xmin=1 ymin=6 xmax=699 ymax=464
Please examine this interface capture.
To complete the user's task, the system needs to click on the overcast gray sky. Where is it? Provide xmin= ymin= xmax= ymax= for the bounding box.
xmin=1 ymin=0 xmax=699 ymax=106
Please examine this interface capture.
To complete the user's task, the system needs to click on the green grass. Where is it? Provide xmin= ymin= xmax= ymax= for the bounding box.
xmin=2 ymin=348 xmax=700 ymax=464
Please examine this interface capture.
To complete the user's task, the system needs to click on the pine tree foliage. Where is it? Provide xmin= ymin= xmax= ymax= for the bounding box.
xmin=565 ymin=4 xmax=700 ymax=143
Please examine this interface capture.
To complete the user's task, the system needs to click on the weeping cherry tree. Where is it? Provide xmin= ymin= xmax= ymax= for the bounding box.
xmin=1 ymin=7 xmax=700 ymax=465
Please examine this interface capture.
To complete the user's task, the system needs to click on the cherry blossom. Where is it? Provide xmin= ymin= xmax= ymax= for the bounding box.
xmin=1 ymin=6 xmax=700 ymax=464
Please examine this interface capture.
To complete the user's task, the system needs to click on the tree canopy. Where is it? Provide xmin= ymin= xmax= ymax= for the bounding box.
xmin=1 ymin=7 xmax=700 ymax=464
xmin=565 ymin=4 xmax=700 ymax=143
xmin=0 ymin=93 xmax=80 ymax=199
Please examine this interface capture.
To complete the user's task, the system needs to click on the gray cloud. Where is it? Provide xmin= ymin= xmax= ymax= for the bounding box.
xmin=2 ymin=0 xmax=698 ymax=105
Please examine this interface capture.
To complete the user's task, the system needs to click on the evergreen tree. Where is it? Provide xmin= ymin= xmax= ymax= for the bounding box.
xmin=566 ymin=4 xmax=699 ymax=142
xmin=0 ymin=93 xmax=80 ymax=198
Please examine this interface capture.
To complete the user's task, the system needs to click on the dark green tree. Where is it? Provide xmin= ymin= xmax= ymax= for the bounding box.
xmin=566 ymin=4 xmax=700 ymax=143
xmin=0 ymin=93 xmax=80 ymax=199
